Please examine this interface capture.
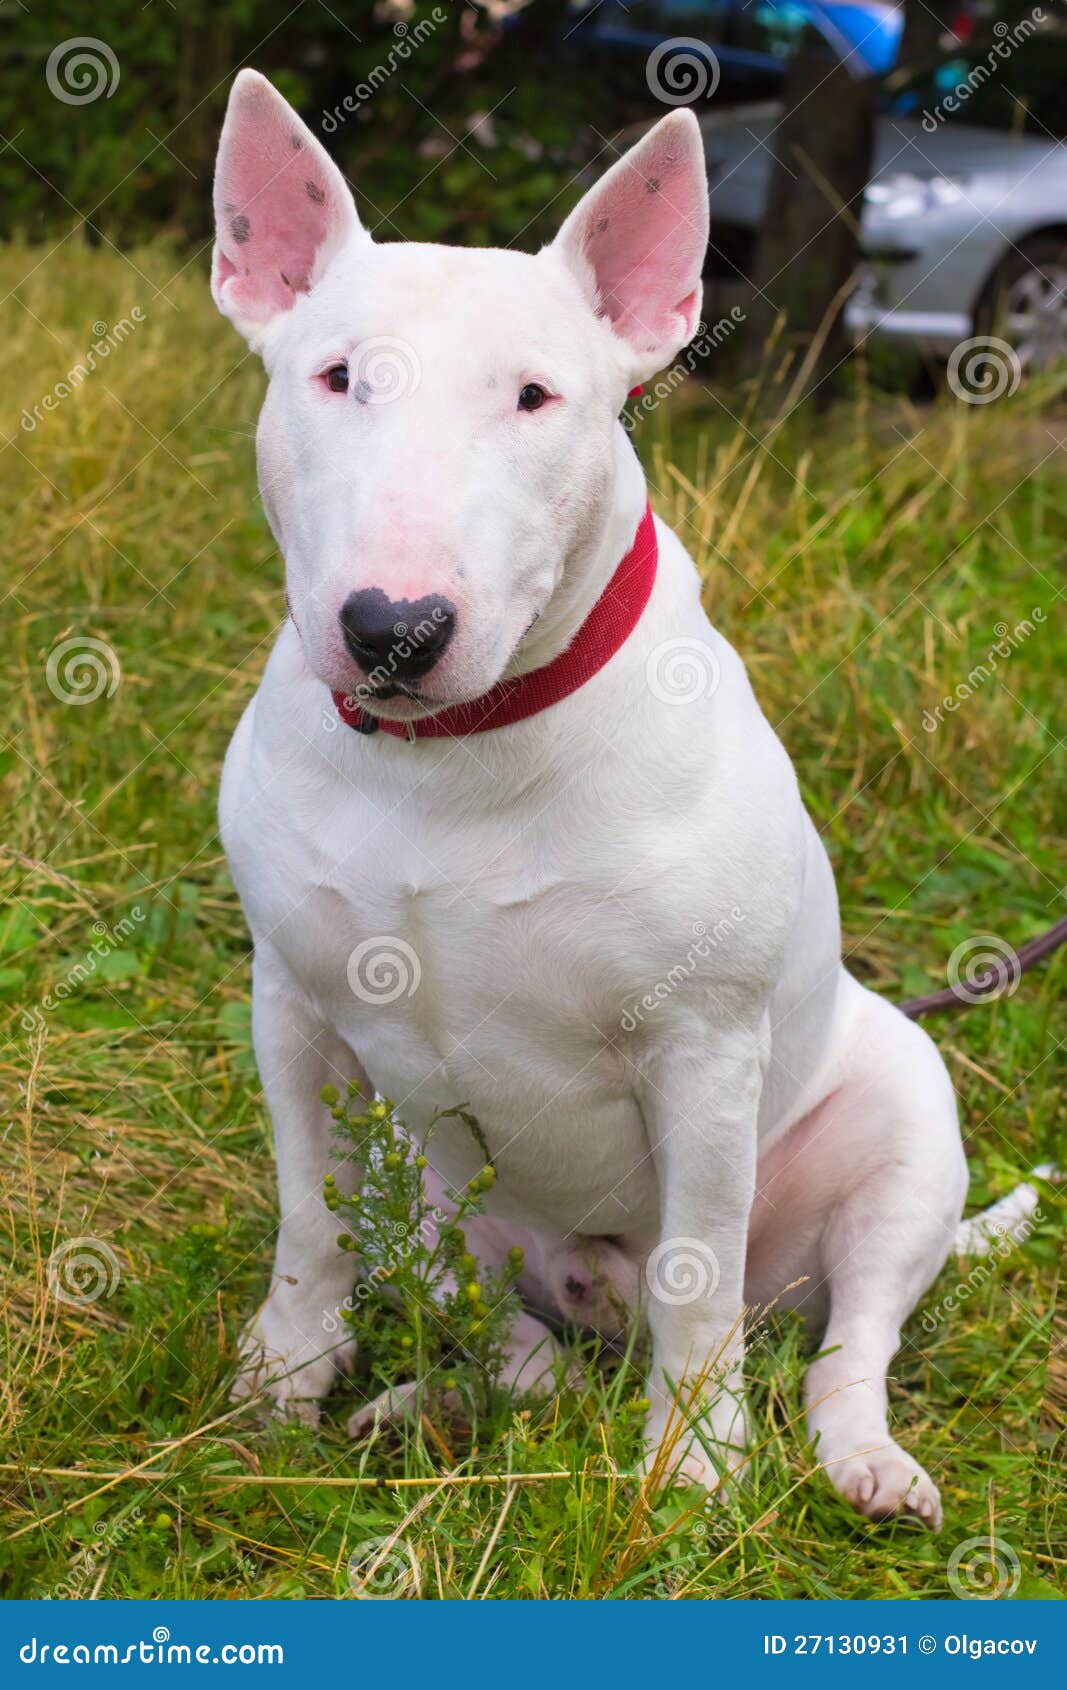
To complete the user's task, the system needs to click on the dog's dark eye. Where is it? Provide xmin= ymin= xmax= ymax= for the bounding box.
xmin=518 ymin=383 xmax=547 ymax=412
xmin=324 ymin=364 xmax=349 ymax=393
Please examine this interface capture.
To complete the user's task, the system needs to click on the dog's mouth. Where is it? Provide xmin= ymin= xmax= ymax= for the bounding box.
xmin=352 ymin=679 xmax=460 ymax=718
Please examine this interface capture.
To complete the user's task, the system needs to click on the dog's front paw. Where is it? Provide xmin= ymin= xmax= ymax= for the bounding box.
xmin=640 ymin=1382 xmax=750 ymax=1499
xmin=232 ymin=1306 xmax=355 ymax=1425
xmin=822 ymin=1443 xmax=942 ymax=1530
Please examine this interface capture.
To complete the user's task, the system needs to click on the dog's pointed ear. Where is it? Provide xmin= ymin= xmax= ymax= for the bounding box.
xmin=551 ymin=110 xmax=708 ymax=381
xmin=212 ymin=70 xmax=366 ymax=353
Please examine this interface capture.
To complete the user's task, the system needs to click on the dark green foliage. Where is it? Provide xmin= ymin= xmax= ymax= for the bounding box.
xmin=2 ymin=1 xmax=593 ymax=250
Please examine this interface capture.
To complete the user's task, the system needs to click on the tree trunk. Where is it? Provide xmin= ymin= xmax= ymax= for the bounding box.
xmin=746 ymin=50 xmax=875 ymax=403
xmin=898 ymin=2 xmax=953 ymax=69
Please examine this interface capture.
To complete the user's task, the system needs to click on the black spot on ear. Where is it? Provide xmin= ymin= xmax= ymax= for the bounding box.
xmin=290 ymin=131 xmax=303 ymax=150
xmin=305 ymin=180 xmax=326 ymax=205
xmin=644 ymin=177 xmax=660 ymax=195
xmin=280 ymin=272 xmax=291 ymax=289
xmin=596 ymin=216 xmax=610 ymax=233
xmin=230 ymin=214 xmax=251 ymax=244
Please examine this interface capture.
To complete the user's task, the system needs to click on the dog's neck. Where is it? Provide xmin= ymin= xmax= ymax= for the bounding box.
xmin=503 ymin=428 xmax=649 ymax=681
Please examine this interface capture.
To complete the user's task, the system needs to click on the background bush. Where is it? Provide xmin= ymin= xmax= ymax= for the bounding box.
xmin=2 ymin=0 xmax=605 ymax=250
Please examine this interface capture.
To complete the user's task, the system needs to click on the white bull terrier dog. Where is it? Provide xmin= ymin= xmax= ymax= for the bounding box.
xmin=215 ymin=69 xmax=970 ymax=1527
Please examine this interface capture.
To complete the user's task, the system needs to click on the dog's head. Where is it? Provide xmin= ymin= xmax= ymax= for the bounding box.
xmin=212 ymin=71 xmax=707 ymax=719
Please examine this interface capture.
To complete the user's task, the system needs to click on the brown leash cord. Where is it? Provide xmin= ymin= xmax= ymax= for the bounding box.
xmin=901 ymin=915 xmax=1067 ymax=1019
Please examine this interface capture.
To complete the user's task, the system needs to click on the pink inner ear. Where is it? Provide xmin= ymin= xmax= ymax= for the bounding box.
xmin=214 ymin=79 xmax=353 ymax=327
xmin=572 ymin=125 xmax=707 ymax=354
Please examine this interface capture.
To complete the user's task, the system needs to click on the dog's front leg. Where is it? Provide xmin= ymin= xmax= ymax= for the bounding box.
xmin=635 ymin=1027 xmax=764 ymax=1495
xmin=232 ymin=945 xmax=366 ymax=1424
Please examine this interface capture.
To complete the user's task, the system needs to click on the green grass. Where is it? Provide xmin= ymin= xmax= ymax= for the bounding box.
xmin=1 ymin=241 xmax=1065 ymax=1600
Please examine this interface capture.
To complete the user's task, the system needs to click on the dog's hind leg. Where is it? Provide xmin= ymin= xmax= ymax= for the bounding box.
xmin=789 ymin=983 xmax=967 ymax=1528
xmin=233 ymin=945 xmax=369 ymax=1422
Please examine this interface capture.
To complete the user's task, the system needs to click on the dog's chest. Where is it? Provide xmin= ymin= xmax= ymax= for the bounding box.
xmin=259 ymin=794 xmax=678 ymax=1229
xmin=286 ymin=816 xmax=638 ymax=1071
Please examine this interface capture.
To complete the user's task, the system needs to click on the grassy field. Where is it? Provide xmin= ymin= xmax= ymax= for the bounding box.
xmin=1 ymin=242 xmax=1064 ymax=1600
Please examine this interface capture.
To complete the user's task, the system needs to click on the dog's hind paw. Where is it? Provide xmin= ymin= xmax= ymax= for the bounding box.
xmin=346 ymin=1381 xmax=421 ymax=1439
xmin=824 ymin=1445 xmax=942 ymax=1530
xmin=347 ymin=1379 xmax=466 ymax=1439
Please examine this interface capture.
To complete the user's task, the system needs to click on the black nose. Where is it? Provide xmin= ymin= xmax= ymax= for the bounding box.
xmin=339 ymin=589 xmax=456 ymax=683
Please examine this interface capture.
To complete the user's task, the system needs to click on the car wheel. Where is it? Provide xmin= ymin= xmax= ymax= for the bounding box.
xmin=975 ymin=235 xmax=1067 ymax=372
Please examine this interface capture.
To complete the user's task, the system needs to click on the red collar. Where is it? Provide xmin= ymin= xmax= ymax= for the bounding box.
xmin=332 ymin=501 xmax=657 ymax=741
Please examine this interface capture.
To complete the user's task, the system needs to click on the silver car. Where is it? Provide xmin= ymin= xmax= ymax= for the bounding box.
xmin=698 ymin=27 xmax=1067 ymax=366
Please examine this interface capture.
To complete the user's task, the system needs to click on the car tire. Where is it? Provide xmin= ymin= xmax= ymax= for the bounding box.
xmin=973 ymin=234 xmax=1067 ymax=372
